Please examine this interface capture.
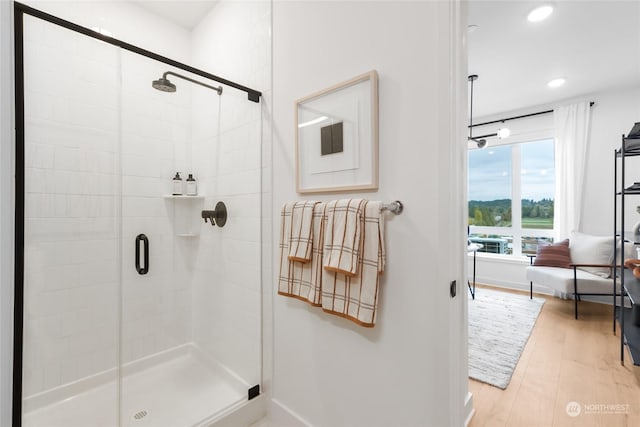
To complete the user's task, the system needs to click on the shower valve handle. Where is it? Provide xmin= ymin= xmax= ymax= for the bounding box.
xmin=201 ymin=202 xmax=227 ymax=228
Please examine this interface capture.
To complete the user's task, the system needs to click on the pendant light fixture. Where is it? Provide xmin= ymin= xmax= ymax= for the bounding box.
xmin=468 ymin=74 xmax=511 ymax=149
xmin=468 ymin=74 xmax=487 ymax=149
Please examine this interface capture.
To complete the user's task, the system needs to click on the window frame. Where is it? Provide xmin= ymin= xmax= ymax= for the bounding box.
xmin=468 ymin=136 xmax=555 ymax=258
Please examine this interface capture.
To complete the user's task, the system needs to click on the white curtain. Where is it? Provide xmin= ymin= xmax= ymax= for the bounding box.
xmin=553 ymin=101 xmax=592 ymax=239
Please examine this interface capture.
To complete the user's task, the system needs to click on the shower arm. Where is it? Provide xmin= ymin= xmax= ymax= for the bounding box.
xmin=164 ymin=71 xmax=223 ymax=95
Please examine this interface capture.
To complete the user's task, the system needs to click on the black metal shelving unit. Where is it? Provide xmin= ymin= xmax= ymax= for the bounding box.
xmin=615 ymin=272 xmax=640 ymax=364
xmin=614 ymin=129 xmax=640 ymax=365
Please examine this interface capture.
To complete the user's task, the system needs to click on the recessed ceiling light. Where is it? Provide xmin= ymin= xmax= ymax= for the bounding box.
xmin=467 ymin=24 xmax=479 ymax=33
xmin=547 ymin=77 xmax=566 ymax=88
xmin=527 ymin=5 xmax=554 ymax=22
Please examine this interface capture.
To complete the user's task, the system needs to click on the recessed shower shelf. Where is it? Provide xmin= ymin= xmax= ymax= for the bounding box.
xmin=164 ymin=195 xmax=204 ymax=237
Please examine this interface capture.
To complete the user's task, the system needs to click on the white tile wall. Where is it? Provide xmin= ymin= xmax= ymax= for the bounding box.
xmin=190 ymin=0 xmax=270 ymax=388
xmin=21 ymin=11 xmax=193 ymax=396
xmin=22 ymin=14 xmax=122 ymax=396
xmin=120 ymin=47 xmax=194 ymax=366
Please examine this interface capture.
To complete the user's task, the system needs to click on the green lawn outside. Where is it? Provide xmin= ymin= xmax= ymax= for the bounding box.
xmin=522 ymin=217 xmax=554 ymax=229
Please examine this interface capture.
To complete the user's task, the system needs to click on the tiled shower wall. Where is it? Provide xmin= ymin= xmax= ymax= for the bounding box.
xmin=23 ymin=17 xmax=121 ymax=395
xmin=22 ymin=15 xmax=193 ymax=396
xmin=119 ymin=51 xmax=193 ymax=365
xmin=189 ymin=0 xmax=270 ymax=387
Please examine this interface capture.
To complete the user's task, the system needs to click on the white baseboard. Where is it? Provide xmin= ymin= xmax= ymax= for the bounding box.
xmin=269 ymin=399 xmax=311 ymax=427
xmin=474 ymin=276 xmax=553 ymax=296
xmin=475 ymin=279 xmax=628 ymax=306
xmin=464 ymin=392 xmax=475 ymax=427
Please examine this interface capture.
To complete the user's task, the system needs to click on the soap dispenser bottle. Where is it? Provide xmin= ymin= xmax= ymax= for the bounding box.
xmin=172 ymin=172 xmax=183 ymax=195
xmin=186 ymin=173 xmax=197 ymax=196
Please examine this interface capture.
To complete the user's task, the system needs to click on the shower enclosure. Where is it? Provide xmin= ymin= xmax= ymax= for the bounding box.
xmin=14 ymin=3 xmax=263 ymax=426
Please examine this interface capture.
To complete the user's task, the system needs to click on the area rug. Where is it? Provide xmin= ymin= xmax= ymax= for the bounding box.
xmin=468 ymin=288 xmax=544 ymax=389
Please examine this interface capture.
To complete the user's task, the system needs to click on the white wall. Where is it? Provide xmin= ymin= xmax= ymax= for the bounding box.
xmin=0 ymin=1 xmax=15 ymax=425
xmin=272 ymin=2 xmax=466 ymax=426
xmin=189 ymin=0 xmax=270 ymax=388
xmin=472 ymin=85 xmax=640 ymax=293
xmin=583 ymin=85 xmax=640 ymax=235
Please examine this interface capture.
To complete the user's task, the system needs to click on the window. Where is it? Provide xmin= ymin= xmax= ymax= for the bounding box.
xmin=468 ymin=138 xmax=555 ymax=256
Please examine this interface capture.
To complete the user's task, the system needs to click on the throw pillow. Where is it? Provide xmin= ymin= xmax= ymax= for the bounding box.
xmin=570 ymin=231 xmax=614 ymax=278
xmin=533 ymin=239 xmax=571 ymax=268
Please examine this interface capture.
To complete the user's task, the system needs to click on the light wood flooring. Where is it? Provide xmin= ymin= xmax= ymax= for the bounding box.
xmin=469 ymin=285 xmax=640 ymax=427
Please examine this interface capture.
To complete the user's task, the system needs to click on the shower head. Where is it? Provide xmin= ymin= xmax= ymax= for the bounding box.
xmin=152 ymin=77 xmax=176 ymax=92
xmin=152 ymin=71 xmax=222 ymax=95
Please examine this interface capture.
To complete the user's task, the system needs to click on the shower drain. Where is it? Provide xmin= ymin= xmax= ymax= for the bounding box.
xmin=133 ymin=410 xmax=148 ymax=421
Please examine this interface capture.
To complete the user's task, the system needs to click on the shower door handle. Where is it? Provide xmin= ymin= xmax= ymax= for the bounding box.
xmin=135 ymin=234 xmax=149 ymax=275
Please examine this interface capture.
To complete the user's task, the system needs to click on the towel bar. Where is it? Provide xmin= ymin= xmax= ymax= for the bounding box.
xmin=381 ymin=201 xmax=403 ymax=215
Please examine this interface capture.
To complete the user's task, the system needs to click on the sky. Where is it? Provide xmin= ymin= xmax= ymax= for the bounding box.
xmin=468 ymin=139 xmax=555 ymax=201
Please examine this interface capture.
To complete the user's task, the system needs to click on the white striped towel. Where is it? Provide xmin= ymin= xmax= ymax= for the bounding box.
xmin=288 ymin=200 xmax=320 ymax=262
xmin=322 ymin=200 xmax=385 ymax=327
xmin=323 ymin=199 xmax=366 ymax=276
xmin=278 ymin=202 xmax=326 ymax=306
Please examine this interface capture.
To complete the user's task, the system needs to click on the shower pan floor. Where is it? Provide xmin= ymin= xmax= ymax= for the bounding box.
xmin=23 ymin=347 xmax=247 ymax=427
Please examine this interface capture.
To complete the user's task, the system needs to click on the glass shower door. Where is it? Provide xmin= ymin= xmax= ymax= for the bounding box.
xmin=21 ymin=14 xmax=121 ymax=427
xmin=118 ymin=48 xmax=263 ymax=426
xmin=117 ymin=49 xmax=196 ymax=426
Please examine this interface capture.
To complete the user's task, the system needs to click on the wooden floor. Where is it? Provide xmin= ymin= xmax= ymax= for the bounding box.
xmin=468 ymin=285 xmax=640 ymax=427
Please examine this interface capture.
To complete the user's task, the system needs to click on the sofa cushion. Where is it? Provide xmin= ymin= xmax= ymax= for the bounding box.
xmin=526 ymin=265 xmax=619 ymax=295
xmin=570 ymin=231 xmax=614 ymax=278
xmin=533 ymin=239 xmax=571 ymax=268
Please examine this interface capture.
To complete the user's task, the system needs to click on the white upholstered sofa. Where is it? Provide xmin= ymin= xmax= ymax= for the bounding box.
xmin=525 ymin=231 xmax=629 ymax=319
